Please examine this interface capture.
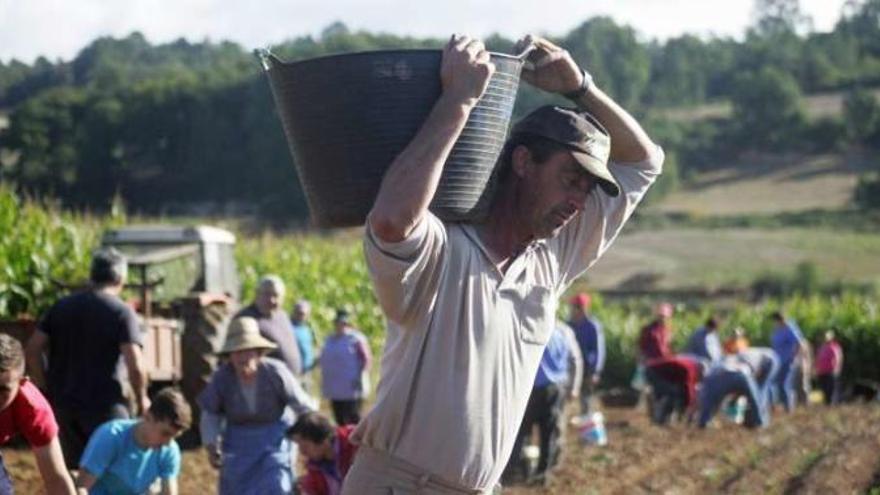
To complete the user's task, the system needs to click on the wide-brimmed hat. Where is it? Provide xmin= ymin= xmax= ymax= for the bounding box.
xmin=511 ymin=105 xmax=618 ymax=197
xmin=220 ymin=317 xmax=277 ymax=354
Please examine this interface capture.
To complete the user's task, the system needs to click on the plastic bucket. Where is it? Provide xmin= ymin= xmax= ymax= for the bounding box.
xmin=259 ymin=48 xmax=527 ymax=228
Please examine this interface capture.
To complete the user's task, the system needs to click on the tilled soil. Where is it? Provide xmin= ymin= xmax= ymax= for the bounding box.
xmin=2 ymin=403 xmax=879 ymax=494
xmin=506 ymin=403 xmax=880 ymax=495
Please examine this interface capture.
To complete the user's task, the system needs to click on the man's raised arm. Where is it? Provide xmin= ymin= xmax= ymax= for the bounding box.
xmin=515 ymin=36 xmax=656 ymax=163
xmin=368 ymin=35 xmax=494 ymax=243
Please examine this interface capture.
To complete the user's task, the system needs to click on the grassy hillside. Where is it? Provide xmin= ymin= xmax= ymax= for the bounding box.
xmin=586 ymin=227 xmax=880 ymax=290
xmin=653 ymin=150 xmax=873 ymax=216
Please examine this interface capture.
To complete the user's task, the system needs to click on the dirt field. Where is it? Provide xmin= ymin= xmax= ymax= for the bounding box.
xmin=506 ymin=402 xmax=880 ymax=495
xmin=3 ymin=403 xmax=879 ymax=494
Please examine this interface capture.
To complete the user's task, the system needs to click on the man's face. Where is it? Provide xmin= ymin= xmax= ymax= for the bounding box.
xmin=292 ymin=435 xmax=332 ymax=461
xmin=569 ymin=304 xmax=586 ymax=320
xmin=255 ymin=285 xmax=282 ymax=314
xmin=0 ymin=368 xmax=22 ymax=412
xmin=334 ymin=320 xmax=348 ymax=333
xmin=516 ymin=148 xmax=596 ymax=240
xmin=141 ymin=414 xmax=183 ymax=449
xmin=293 ymin=308 xmax=309 ymax=323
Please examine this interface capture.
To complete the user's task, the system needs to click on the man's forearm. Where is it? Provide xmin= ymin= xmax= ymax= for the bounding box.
xmin=130 ymin=368 xmax=148 ymax=409
xmin=121 ymin=343 xmax=150 ymax=414
xmin=368 ymin=94 xmax=473 ymax=242
xmin=25 ymin=350 xmax=47 ymax=390
xmin=570 ymin=86 xmax=656 ymax=163
xmin=33 ymin=440 xmax=76 ymax=495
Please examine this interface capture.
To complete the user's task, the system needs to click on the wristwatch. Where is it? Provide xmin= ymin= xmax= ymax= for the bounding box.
xmin=564 ymin=67 xmax=594 ymax=101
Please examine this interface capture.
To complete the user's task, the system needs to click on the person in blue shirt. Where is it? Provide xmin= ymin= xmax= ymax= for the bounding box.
xmin=769 ymin=312 xmax=805 ymax=413
xmin=504 ymin=321 xmax=582 ymax=485
xmin=684 ymin=316 xmax=723 ymax=364
xmin=291 ymin=299 xmax=319 ymax=390
xmin=76 ymin=388 xmax=191 ymax=495
xmin=568 ymin=293 xmax=605 ymax=416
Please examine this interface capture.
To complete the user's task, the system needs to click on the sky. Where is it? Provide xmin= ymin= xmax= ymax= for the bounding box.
xmin=0 ymin=0 xmax=851 ymax=64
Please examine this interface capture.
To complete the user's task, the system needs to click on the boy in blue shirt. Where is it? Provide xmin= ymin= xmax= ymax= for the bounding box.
xmin=76 ymin=388 xmax=191 ymax=495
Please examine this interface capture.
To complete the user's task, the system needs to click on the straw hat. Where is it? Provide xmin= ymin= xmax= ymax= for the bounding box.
xmin=220 ymin=317 xmax=277 ymax=354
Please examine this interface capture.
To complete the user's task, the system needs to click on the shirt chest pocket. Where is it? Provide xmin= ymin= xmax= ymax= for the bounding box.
xmin=503 ymin=284 xmax=556 ymax=346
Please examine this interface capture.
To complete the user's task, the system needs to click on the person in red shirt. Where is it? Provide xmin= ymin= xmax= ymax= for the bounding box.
xmin=638 ymin=302 xmax=674 ymax=361
xmin=814 ymin=329 xmax=844 ymax=405
xmin=288 ymin=412 xmax=358 ymax=495
xmin=0 ymin=334 xmax=75 ymax=494
xmin=644 ymin=356 xmax=702 ymax=425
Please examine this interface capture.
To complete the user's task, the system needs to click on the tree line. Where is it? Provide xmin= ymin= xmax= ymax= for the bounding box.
xmin=2 ymin=0 xmax=880 ymax=220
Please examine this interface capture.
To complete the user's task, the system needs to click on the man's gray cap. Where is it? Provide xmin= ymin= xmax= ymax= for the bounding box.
xmin=511 ymin=105 xmax=619 ymax=197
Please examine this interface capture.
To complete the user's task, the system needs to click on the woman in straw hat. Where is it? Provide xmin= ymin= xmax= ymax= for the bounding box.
xmin=198 ymin=317 xmax=317 ymax=495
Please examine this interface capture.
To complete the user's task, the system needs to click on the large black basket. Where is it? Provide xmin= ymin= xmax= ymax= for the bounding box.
xmin=259 ymin=49 xmax=526 ymax=228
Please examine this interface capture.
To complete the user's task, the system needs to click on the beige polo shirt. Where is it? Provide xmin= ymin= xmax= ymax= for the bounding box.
xmin=353 ymin=147 xmax=663 ymax=490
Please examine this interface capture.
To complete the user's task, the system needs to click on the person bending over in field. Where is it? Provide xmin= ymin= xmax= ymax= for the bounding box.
xmin=288 ymin=411 xmax=359 ymax=495
xmin=76 ymin=388 xmax=190 ymax=495
xmin=0 ymin=334 xmax=75 ymax=494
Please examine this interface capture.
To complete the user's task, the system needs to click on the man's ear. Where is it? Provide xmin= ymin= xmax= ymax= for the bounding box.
xmin=511 ymin=145 xmax=532 ymax=178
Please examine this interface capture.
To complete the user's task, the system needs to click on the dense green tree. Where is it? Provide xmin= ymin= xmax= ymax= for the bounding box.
xmin=563 ymin=17 xmax=651 ymax=108
xmin=854 ymin=172 xmax=880 ymax=209
xmin=751 ymin=0 xmax=814 ymax=37
xmin=0 ymin=60 xmax=31 ymax=103
xmin=843 ymin=88 xmax=880 ymax=142
xmin=3 ymin=87 xmax=86 ymax=195
xmin=730 ymin=67 xmax=806 ymax=149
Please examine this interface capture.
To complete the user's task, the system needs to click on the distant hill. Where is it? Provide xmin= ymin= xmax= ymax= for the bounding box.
xmin=653 ymin=149 xmax=874 ymax=216
xmin=585 ymin=226 xmax=880 ymax=290
xmin=585 ymin=140 xmax=880 ymax=291
xmin=656 ymin=88 xmax=880 ymax=123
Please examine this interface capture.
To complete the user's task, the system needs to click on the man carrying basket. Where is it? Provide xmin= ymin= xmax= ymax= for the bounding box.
xmin=347 ymin=33 xmax=663 ymax=493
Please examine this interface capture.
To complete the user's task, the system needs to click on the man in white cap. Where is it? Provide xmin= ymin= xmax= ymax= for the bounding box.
xmin=347 ymin=33 xmax=662 ymax=493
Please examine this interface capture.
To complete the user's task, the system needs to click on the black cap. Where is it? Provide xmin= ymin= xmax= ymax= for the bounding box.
xmin=334 ymin=308 xmax=350 ymax=324
xmin=512 ymin=105 xmax=619 ymax=197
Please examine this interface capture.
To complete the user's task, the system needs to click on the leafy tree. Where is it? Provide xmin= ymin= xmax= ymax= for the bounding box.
xmin=563 ymin=17 xmax=651 ymax=108
xmin=854 ymin=172 xmax=880 ymax=209
xmin=838 ymin=0 xmax=880 ymax=57
xmin=751 ymin=0 xmax=813 ymax=37
xmin=3 ymin=87 xmax=86 ymax=195
xmin=730 ymin=67 xmax=806 ymax=150
xmin=843 ymin=88 xmax=880 ymax=142
xmin=801 ymin=116 xmax=848 ymax=153
xmin=0 ymin=60 xmax=31 ymax=104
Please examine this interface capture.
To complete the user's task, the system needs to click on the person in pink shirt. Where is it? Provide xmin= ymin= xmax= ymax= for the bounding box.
xmin=814 ymin=329 xmax=843 ymax=405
